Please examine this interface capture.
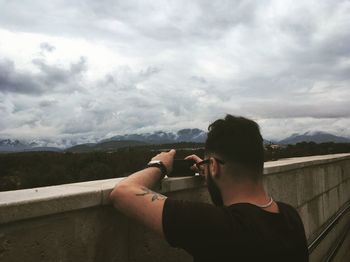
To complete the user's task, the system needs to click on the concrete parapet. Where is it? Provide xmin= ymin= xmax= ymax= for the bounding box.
xmin=264 ymin=169 xmax=299 ymax=207
xmin=0 ymin=153 xmax=350 ymax=262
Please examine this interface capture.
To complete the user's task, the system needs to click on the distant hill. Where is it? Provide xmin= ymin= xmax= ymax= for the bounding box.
xmin=279 ymin=131 xmax=350 ymax=144
xmin=66 ymin=140 xmax=149 ymax=153
xmin=0 ymin=139 xmax=61 ymax=153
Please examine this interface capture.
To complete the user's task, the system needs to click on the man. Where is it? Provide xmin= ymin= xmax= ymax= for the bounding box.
xmin=109 ymin=115 xmax=309 ymax=261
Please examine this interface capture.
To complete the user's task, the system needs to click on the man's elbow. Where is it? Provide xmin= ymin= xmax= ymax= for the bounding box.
xmin=109 ymin=184 xmax=128 ymax=208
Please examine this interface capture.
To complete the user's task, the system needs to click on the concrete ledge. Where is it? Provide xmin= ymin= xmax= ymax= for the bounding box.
xmin=263 ymin=153 xmax=350 ymax=175
xmin=0 ymin=178 xmax=124 ymax=224
xmin=1 ymin=153 xmax=350 ymax=225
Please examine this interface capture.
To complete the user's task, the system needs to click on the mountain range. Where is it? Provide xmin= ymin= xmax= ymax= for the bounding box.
xmin=1 ymin=129 xmax=349 ymax=153
xmin=0 ymin=139 xmax=62 ymax=153
xmin=101 ymin=128 xmax=207 ymax=144
xmin=0 ymin=129 xmax=207 ymax=153
xmin=278 ymin=131 xmax=350 ymax=144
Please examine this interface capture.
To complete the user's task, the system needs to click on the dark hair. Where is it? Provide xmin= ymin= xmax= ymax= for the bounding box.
xmin=205 ymin=114 xmax=264 ymax=180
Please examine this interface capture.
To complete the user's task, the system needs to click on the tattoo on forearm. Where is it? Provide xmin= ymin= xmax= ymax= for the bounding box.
xmin=135 ymin=187 xmax=166 ymax=202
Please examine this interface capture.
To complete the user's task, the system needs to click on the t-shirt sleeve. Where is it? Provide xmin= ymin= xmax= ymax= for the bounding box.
xmin=162 ymin=198 xmax=232 ymax=253
xmin=279 ymin=202 xmax=309 ymax=260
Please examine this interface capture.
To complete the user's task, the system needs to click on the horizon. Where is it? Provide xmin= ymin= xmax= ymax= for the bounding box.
xmin=1 ymin=0 xmax=350 ymax=143
xmin=1 ymin=128 xmax=349 ymax=149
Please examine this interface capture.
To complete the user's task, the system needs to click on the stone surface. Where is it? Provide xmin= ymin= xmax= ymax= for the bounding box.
xmin=323 ymin=187 xmax=340 ymax=222
xmin=263 ymin=153 xmax=350 ymax=175
xmin=128 ymin=220 xmax=191 ymax=262
xmin=0 ymin=206 xmax=129 ymax=262
xmin=309 ymin=229 xmax=335 ymax=262
xmin=307 ymin=195 xmax=325 ymax=240
xmin=324 ymin=164 xmax=342 ymax=191
xmin=338 ymin=182 xmax=348 ymax=208
xmin=264 ymin=170 xmax=299 ymax=207
xmin=296 ymin=167 xmax=324 ymax=207
xmin=340 ymin=160 xmax=350 ymax=181
xmin=297 ymin=204 xmax=310 ymax=240
xmin=333 ymin=218 xmax=350 ymax=262
xmin=0 ymin=177 xmax=128 ymax=224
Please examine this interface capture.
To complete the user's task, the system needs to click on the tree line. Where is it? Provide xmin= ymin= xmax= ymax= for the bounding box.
xmin=1 ymin=142 xmax=349 ymax=191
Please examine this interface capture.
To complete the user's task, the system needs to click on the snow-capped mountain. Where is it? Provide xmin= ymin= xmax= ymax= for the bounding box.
xmin=0 ymin=139 xmax=61 ymax=152
xmin=0 ymin=129 xmax=207 ymax=153
xmin=278 ymin=131 xmax=350 ymax=144
xmin=102 ymin=128 xmax=207 ymax=144
xmin=3 ymin=129 xmax=350 ymax=153
xmin=0 ymin=139 xmax=30 ymax=152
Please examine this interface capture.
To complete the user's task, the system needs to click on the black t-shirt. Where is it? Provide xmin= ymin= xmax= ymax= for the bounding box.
xmin=162 ymin=198 xmax=309 ymax=262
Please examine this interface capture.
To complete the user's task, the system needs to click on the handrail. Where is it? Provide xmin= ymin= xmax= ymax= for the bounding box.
xmin=324 ymin=222 xmax=350 ymax=262
xmin=308 ymin=200 xmax=350 ymax=254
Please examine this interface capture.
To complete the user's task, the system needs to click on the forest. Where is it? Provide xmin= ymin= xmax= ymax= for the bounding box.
xmin=1 ymin=142 xmax=350 ymax=191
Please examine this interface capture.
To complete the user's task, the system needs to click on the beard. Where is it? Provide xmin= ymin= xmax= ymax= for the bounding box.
xmin=206 ymin=166 xmax=224 ymax=207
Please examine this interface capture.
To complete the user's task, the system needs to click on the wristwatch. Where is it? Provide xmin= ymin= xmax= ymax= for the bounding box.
xmin=146 ymin=160 xmax=167 ymax=179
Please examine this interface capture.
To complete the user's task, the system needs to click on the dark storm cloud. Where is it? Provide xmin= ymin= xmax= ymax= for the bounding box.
xmin=40 ymin=42 xmax=55 ymax=53
xmin=0 ymin=59 xmax=42 ymax=94
xmin=0 ymin=56 xmax=87 ymax=95
xmin=32 ymin=56 xmax=87 ymax=86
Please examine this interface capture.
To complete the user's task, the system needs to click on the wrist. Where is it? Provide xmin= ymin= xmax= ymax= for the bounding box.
xmin=146 ymin=160 xmax=167 ymax=179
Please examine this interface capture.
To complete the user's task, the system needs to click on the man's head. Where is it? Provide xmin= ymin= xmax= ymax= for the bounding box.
xmin=203 ymin=114 xmax=264 ymax=206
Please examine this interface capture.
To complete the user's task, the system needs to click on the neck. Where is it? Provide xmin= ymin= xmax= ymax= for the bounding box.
xmin=221 ymin=178 xmax=269 ymax=206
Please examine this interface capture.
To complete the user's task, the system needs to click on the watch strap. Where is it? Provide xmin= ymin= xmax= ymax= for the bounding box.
xmin=146 ymin=161 xmax=167 ymax=179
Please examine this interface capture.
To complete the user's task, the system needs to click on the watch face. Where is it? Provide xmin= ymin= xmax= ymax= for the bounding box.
xmin=149 ymin=160 xmax=161 ymax=165
xmin=147 ymin=160 xmax=167 ymax=177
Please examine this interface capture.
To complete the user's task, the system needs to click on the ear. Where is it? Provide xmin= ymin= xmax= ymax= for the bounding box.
xmin=209 ymin=157 xmax=220 ymax=178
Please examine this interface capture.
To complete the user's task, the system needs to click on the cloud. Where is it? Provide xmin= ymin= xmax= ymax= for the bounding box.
xmin=240 ymin=100 xmax=350 ymax=119
xmin=0 ymin=59 xmax=43 ymax=94
xmin=0 ymin=56 xmax=87 ymax=95
xmin=0 ymin=0 xmax=350 ymax=143
xmin=40 ymin=42 xmax=55 ymax=53
xmin=39 ymin=99 xmax=58 ymax=107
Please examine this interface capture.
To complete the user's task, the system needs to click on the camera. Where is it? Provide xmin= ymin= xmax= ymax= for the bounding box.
xmin=169 ymin=159 xmax=196 ymax=177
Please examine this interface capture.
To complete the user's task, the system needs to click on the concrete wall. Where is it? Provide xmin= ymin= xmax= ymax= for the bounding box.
xmin=263 ymin=155 xmax=350 ymax=261
xmin=0 ymin=153 xmax=349 ymax=262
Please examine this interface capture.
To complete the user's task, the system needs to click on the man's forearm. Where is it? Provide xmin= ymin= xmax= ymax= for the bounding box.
xmin=109 ymin=150 xmax=175 ymax=237
xmin=118 ymin=167 xmax=163 ymax=189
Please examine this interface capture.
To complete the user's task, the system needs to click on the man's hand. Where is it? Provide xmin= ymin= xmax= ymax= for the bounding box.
xmin=151 ymin=149 xmax=176 ymax=174
xmin=185 ymin=154 xmax=204 ymax=176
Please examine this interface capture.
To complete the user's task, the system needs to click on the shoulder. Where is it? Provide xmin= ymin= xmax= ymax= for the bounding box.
xmin=277 ymin=201 xmax=305 ymax=228
xmin=277 ymin=201 xmax=299 ymax=216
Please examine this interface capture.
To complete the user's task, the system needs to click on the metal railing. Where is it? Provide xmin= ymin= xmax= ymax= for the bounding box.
xmin=308 ymin=200 xmax=350 ymax=260
xmin=324 ymin=222 xmax=350 ymax=262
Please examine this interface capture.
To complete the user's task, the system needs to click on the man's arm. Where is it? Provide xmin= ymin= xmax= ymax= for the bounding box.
xmin=109 ymin=150 xmax=176 ymax=237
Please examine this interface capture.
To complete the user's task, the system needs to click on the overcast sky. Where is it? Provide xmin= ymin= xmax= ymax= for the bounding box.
xmin=0 ymin=0 xmax=349 ymax=146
